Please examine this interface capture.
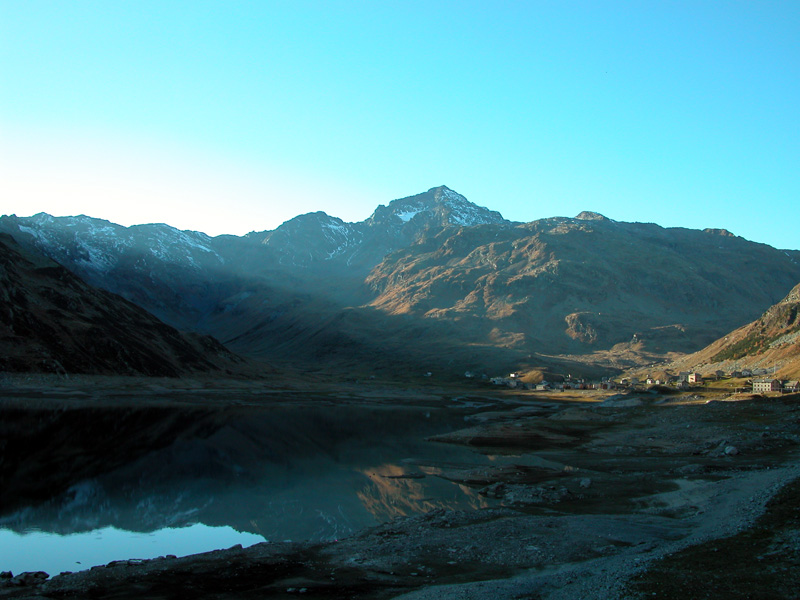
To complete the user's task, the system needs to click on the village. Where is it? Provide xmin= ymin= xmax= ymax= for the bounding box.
xmin=484 ymin=368 xmax=800 ymax=395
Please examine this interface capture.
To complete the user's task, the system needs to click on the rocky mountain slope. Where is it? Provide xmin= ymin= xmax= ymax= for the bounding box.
xmin=366 ymin=214 xmax=800 ymax=356
xmin=0 ymin=233 xmax=244 ymax=377
xmin=3 ymin=186 xmax=800 ymax=377
xmin=657 ymin=281 xmax=800 ymax=379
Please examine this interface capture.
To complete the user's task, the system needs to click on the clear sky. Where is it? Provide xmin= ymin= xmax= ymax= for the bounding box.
xmin=1 ymin=1 xmax=798 ymax=249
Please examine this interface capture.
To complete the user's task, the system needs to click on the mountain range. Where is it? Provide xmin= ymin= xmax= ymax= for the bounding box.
xmin=3 ymin=185 xmax=800 ymax=378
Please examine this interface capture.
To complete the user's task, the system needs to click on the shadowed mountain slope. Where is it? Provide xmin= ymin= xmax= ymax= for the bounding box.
xmin=0 ymin=233 xmax=245 ymax=376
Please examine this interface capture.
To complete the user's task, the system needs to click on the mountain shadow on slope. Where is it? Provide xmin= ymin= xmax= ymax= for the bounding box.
xmin=0 ymin=233 xmax=246 ymax=377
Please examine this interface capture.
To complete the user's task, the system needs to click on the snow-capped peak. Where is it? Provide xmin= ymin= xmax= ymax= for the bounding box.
xmin=376 ymin=186 xmax=507 ymax=228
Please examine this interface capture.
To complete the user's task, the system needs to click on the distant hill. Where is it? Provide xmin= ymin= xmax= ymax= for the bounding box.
xmin=3 ymin=186 xmax=800 ymax=378
xmin=656 ymin=281 xmax=800 ymax=380
xmin=0 ymin=233 xmax=246 ymax=377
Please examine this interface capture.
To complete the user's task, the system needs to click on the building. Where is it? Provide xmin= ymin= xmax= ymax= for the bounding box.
xmin=752 ymin=378 xmax=782 ymax=394
xmin=688 ymin=373 xmax=703 ymax=384
xmin=783 ymin=380 xmax=800 ymax=393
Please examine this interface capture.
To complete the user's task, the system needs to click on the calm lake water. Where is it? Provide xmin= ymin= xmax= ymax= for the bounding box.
xmin=0 ymin=398 xmax=546 ymax=575
xmin=0 ymin=525 xmax=264 ymax=575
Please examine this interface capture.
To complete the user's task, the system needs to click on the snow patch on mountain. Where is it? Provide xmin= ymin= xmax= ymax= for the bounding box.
xmin=6 ymin=215 xmax=225 ymax=274
xmin=76 ymin=238 xmax=117 ymax=271
xmin=380 ymin=187 xmax=506 ymax=229
xmin=322 ymin=220 xmax=361 ymax=259
xmin=145 ymin=231 xmax=221 ymax=268
xmin=440 ymin=187 xmax=468 ymax=204
xmin=439 ymin=187 xmax=506 ymax=226
xmin=175 ymin=230 xmax=215 ymax=253
xmin=17 ymin=225 xmax=41 ymax=240
xmin=395 ymin=209 xmax=422 ymax=223
xmin=323 ymin=221 xmax=350 ymax=236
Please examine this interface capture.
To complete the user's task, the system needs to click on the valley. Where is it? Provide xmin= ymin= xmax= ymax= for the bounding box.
xmin=4 ymin=186 xmax=799 ymax=379
xmin=3 ymin=186 xmax=800 ymax=598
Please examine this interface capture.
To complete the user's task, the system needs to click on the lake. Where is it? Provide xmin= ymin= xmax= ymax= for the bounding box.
xmin=0 ymin=396 xmax=546 ymax=575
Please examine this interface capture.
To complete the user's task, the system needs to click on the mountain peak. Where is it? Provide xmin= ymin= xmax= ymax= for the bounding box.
xmin=375 ymin=187 xmax=508 ymax=228
xmin=703 ymin=228 xmax=736 ymax=238
xmin=276 ymin=211 xmax=339 ymax=228
xmin=575 ymin=211 xmax=609 ymax=221
xmin=427 ymin=185 xmax=468 ymax=202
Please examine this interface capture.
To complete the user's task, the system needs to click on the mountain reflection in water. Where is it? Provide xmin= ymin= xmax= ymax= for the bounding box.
xmin=0 ymin=398 xmax=523 ymax=573
xmin=357 ymin=464 xmax=489 ymax=521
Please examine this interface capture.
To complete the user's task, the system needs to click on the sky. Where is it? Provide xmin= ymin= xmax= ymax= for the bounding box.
xmin=1 ymin=1 xmax=798 ymax=249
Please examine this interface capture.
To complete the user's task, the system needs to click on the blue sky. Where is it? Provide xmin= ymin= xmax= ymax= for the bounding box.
xmin=1 ymin=1 xmax=798 ymax=249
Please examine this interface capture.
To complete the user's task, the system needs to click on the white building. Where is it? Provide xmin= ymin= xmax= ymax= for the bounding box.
xmin=752 ymin=378 xmax=781 ymax=393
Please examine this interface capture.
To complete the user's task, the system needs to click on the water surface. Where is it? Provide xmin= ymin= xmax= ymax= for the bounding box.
xmin=0 ymin=398 xmax=542 ymax=574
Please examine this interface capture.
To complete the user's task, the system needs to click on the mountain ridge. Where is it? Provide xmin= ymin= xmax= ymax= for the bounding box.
xmin=3 ymin=186 xmax=800 ymax=378
xmin=242 ymin=185 xmax=509 ymax=272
